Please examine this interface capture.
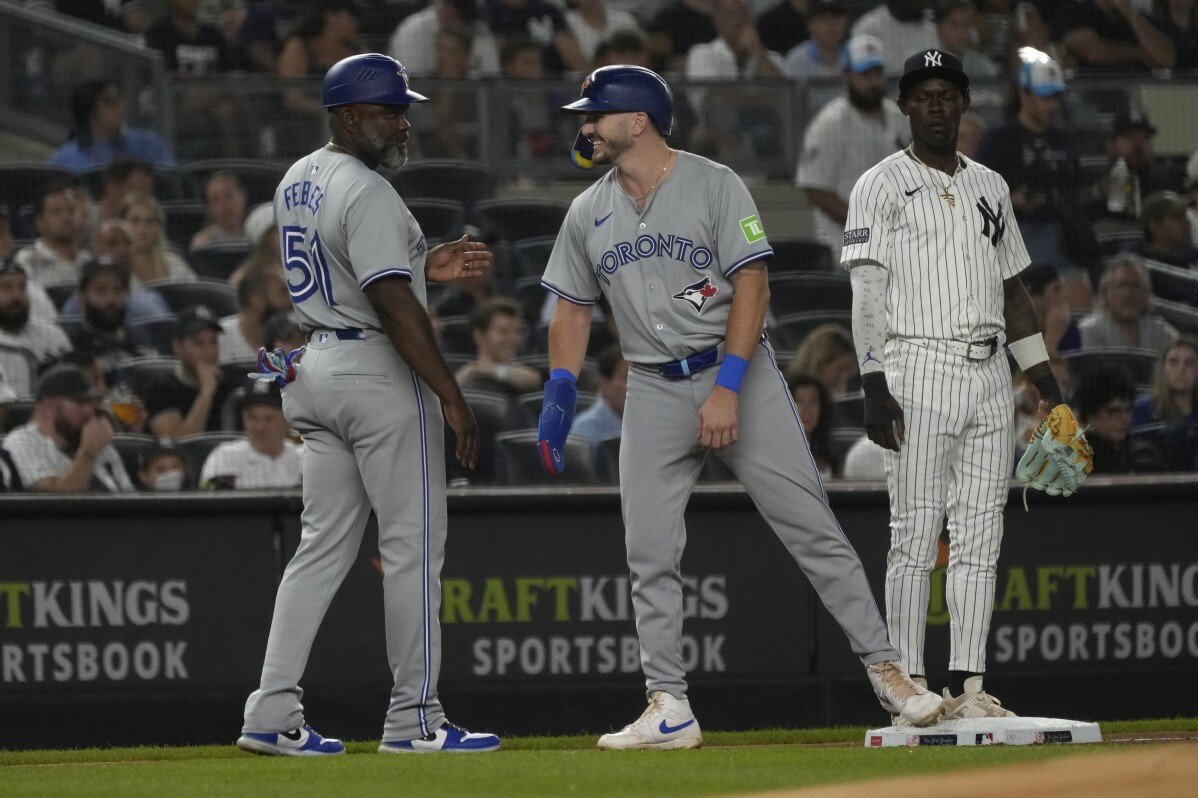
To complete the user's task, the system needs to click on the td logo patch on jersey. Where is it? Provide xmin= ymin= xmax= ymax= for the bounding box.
xmin=672 ymin=276 xmax=719 ymax=313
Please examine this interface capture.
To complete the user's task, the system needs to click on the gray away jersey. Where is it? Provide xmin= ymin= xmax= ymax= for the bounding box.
xmin=275 ymin=149 xmax=428 ymax=332
xmin=541 ymin=151 xmax=773 ymax=364
xmin=840 ymin=151 xmax=1029 ymax=341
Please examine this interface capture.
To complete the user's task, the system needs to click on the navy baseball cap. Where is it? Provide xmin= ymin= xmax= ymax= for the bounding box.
xmin=174 ymin=304 xmax=223 ymax=339
xmin=36 ymin=363 xmax=104 ymax=401
xmin=238 ymin=377 xmax=283 ymax=410
xmin=899 ymin=48 xmax=969 ymax=96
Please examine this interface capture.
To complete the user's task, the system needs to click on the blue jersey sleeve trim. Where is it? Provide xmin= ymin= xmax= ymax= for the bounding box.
xmin=541 ymin=280 xmax=599 ymax=306
xmin=360 ymin=268 xmax=413 ymax=289
xmin=723 ymin=249 xmax=774 ymax=277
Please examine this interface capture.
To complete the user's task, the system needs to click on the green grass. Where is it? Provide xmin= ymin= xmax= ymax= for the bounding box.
xmin=0 ymin=719 xmax=1193 ymax=798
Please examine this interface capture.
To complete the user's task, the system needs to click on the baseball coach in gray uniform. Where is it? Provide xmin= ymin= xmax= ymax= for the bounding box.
xmin=236 ymin=53 xmax=500 ymax=756
xmin=537 ymin=65 xmax=943 ymax=750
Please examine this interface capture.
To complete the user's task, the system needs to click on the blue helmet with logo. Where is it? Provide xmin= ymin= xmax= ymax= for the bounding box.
xmin=561 ymin=65 xmax=673 ymax=136
xmin=322 ymin=53 xmax=428 ymax=109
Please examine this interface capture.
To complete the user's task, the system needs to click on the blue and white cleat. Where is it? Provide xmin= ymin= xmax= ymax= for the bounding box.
xmin=236 ymin=725 xmax=345 ymax=756
xmin=597 ymin=692 xmax=703 ymax=750
xmin=378 ymin=721 xmax=500 ymax=753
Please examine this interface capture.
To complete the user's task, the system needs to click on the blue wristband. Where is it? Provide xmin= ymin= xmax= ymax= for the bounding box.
xmin=549 ymin=368 xmax=577 ymax=384
xmin=715 ymin=354 xmax=749 ymax=393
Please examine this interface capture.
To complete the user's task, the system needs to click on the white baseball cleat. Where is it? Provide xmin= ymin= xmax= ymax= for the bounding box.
xmin=867 ymin=661 xmax=944 ymax=727
xmin=597 ymin=691 xmax=703 ymax=750
xmin=940 ymin=677 xmax=1017 ymax=719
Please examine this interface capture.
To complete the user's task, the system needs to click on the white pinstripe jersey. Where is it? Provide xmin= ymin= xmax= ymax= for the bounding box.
xmin=199 ymin=438 xmax=303 ymax=490
xmin=541 ymin=151 xmax=773 ymax=363
xmin=840 ymin=151 xmax=1029 ymax=341
xmin=275 ymin=149 xmax=428 ymax=333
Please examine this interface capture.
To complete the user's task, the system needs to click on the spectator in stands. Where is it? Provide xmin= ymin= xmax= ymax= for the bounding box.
xmin=784 ymin=1 xmax=850 ymax=80
xmin=0 ymin=363 xmax=134 ymax=492
xmin=200 ymin=379 xmax=302 ymax=489
xmin=146 ymin=0 xmax=234 ymax=74
xmin=219 ymin=267 xmax=290 ymax=364
xmin=936 ymin=1 xmax=999 ymax=77
xmin=851 ymin=0 xmax=939 ymax=75
xmin=645 ymin=0 xmax=716 ymax=73
xmin=788 ymin=372 xmax=838 ymax=478
xmin=956 ymin=111 xmax=986 ymax=159
xmin=1022 ymin=264 xmax=1081 ymax=353
xmin=190 ymin=170 xmax=249 ymax=251
xmin=1153 ymin=0 xmax=1198 ymax=69
xmin=62 ymin=259 xmax=155 ymax=374
xmin=419 ymin=26 xmax=483 ymax=160
xmin=686 ymin=0 xmax=786 ymax=80
xmin=1074 ymin=364 xmax=1164 ymax=473
xmin=1079 ymin=255 xmax=1180 ymax=350
xmin=388 ymin=0 xmax=501 ymax=77
xmin=977 ymin=51 xmax=1090 ymax=280
xmin=435 ymin=258 xmax=496 ymax=320
xmin=572 ymin=345 xmax=628 ymax=443
xmin=594 ymin=28 xmax=654 ymax=67
xmin=1132 ymin=336 xmax=1198 ymax=426
xmin=566 ymin=0 xmax=644 ymax=63
xmin=278 ymin=0 xmax=362 ymax=121
xmin=238 ymin=0 xmax=308 ymax=72
xmin=136 ymin=442 xmax=191 ymax=491
xmin=229 ymin=202 xmax=279 ymax=286
xmin=144 ymin=304 xmax=228 ymax=438
xmin=1059 ymin=0 xmax=1176 ymax=70
xmin=757 ymin=0 xmax=811 ymax=57
xmin=786 ymin=323 xmax=857 ymax=398
xmin=0 ymin=262 xmax=71 ymax=367
xmin=486 ymin=0 xmax=589 ymax=75
xmin=795 ymin=35 xmax=906 ymax=262
xmin=94 ymin=159 xmax=158 ymax=225
xmin=49 ymin=81 xmax=175 ymax=172
xmin=1088 ymin=109 xmax=1159 ymax=225
xmin=841 ymin=432 xmax=886 ymax=479
xmin=119 ymin=193 xmax=197 ymax=286
xmin=58 ymin=220 xmax=173 ymax=322
xmin=1137 ymin=191 xmax=1198 ymax=271
xmin=15 ymin=180 xmax=90 ymax=288
xmin=498 ymin=38 xmax=563 ymax=159
xmin=455 ymin=296 xmax=541 ymax=394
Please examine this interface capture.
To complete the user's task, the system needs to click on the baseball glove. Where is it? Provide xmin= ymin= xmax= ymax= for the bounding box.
xmin=1015 ymin=403 xmax=1093 ymax=497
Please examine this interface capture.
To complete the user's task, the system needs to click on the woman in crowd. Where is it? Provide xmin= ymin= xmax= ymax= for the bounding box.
xmin=1133 ymin=337 xmax=1198 ymax=427
xmin=119 ymin=193 xmax=197 ymax=286
xmin=788 ymin=372 xmax=838 ymax=478
xmin=190 ymin=170 xmax=249 ymax=250
xmin=786 ymin=323 xmax=858 ymax=398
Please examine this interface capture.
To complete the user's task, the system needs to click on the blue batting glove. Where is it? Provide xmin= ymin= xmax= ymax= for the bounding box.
xmin=537 ymin=370 xmax=578 ymax=476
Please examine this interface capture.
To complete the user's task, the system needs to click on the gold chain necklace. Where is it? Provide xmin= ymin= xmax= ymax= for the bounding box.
xmin=624 ymin=150 xmax=675 ymax=204
xmin=906 ymin=146 xmax=962 ymax=207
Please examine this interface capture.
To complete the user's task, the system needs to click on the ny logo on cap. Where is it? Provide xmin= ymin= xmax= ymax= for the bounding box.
xmin=924 ymin=51 xmax=942 ymax=67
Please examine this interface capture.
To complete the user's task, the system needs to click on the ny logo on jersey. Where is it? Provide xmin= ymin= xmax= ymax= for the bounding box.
xmin=924 ymin=51 xmax=943 ymax=67
xmin=672 ymin=276 xmax=719 ymax=313
xmin=976 ymin=196 xmax=1006 ymax=247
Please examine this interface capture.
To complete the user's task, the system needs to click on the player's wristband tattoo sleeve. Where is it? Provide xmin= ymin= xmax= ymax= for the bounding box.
xmin=849 ymin=262 xmax=888 ymax=375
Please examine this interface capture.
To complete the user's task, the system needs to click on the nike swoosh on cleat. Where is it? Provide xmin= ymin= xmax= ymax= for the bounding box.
xmin=595 ymin=211 xmax=613 ymax=227
xmin=658 ymin=719 xmax=696 ymax=735
xmin=281 ymin=728 xmax=304 ymax=741
xmin=904 ymin=186 xmax=922 ymax=196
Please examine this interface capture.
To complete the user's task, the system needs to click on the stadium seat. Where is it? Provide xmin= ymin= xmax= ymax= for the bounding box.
xmin=773 ymin=311 xmax=853 ymax=350
xmin=768 ymin=239 xmax=835 ymax=273
xmin=0 ymin=343 xmax=39 ymax=399
xmin=1063 ymin=347 xmax=1158 ymax=386
xmin=42 ymin=282 xmax=77 ymax=312
xmin=445 ymin=389 xmax=525 ymax=485
xmin=511 ymin=236 xmax=556 ymax=281
xmin=2 ymin=399 xmax=36 ymax=432
xmin=513 ymin=275 xmax=549 ymax=322
xmin=162 ymin=201 xmax=208 ymax=248
xmin=0 ymin=164 xmax=73 ymax=237
xmin=596 ymin=432 xmax=621 ymax=483
xmin=391 ymin=159 xmax=498 ymax=213
xmin=698 ymin=454 xmax=736 ymax=483
xmin=1144 ymin=259 xmax=1198 ymax=306
xmin=495 ymin=429 xmax=600 ymax=485
xmin=110 ymin=433 xmax=158 ymax=483
xmin=440 ymin=315 xmax=475 ymax=355
xmin=830 ymin=427 xmax=866 ymax=470
xmin=153 ymin=279 xmax=239 ymax=317
xmin=190 ymin=242 xmax=253 ymax=281
xmin=832 ymin=390 xmax=865 ymax=428
xmin=1153 ymin=298 xmax=1198 ymax=337
xmin=768 ymin=273 xmax=852 ymax=316
xmin=112 ymin=356 xmax=178 ymax=396
xmin=473 ymin=199 xmax=569 ymax=242
xmin=176 ymin=431 xmax=243 ymax=477
xmin=406 ymin=198 xmax=466 ymax=243
xmin=128 ymin=315 xmax=178 ymax=355
xmin=182 ymin=160 xmax=287 ymax=206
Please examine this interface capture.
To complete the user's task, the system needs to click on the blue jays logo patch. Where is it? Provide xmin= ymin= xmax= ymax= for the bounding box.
xmin=672 ymin=276 xmax=719 ymax=313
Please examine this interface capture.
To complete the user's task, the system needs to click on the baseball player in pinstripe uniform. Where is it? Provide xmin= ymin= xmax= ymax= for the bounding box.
xmin=538 ymin=65 xmax=942 ymax=750
xmin=236 ymin=54 xmax=499 ymax=756
xmin=842 ymin=49 xmax=1070 ymax=719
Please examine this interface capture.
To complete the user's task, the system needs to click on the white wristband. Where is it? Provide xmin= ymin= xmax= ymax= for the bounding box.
xmin=1009 ymin=333 xmax=1050 ymax=372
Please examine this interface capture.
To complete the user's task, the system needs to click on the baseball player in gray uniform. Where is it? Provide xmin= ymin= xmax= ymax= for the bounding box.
xmin=236 ymin=53 xmax=500 ymax=756
xmin=537 ymin=65 xmax=942 ymax=750
xmin=842 ymin=49 xmax=1069 ymax=719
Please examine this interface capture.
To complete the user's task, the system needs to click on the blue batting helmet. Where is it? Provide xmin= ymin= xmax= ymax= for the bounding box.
xmin=561 ymin=65 xmax=673 ymax=136
xmin=322 ymin=53 xmax=428 ymax=109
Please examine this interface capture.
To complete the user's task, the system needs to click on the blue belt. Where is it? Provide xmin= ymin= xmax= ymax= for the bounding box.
xmin=656 ymin=345 xmax=720 ymax=379
xmin=308 ymin=328 xmax=366 ymax=341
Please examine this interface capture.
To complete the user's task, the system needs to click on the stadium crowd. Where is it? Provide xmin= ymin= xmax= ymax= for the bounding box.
xmin=1 ymin=0 xmax=1198 ymax=490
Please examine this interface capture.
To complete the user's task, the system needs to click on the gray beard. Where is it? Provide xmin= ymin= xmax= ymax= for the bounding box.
xmin=363 ymin=128 xmax=407 ymax=169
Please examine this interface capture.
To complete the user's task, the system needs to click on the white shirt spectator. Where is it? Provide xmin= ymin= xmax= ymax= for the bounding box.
xmin=565 ymin=6 xmax=643 ymax=60
xmin=686 ymin=36 xmax=786 ymax=79
xmin=219 ymin=313 xmax=258 ymax=364
xmin=851 ymin=6 xmax=938 ymax=76
xmin=0 ymin=320 xmax=71 ymax=364
xmin=14 ymin=241 xmax=90 ymax=287
xmin=842 ymin=434 xmax=887 ymax=480
xmin=2 ymin=423 xmax=134 ymax=491
xmin=785 ymin=39 xmax=841 ymax=79
xmin=200 ymin=437 xmax=303 ymax=490
xmin=796 ymin=95 xmax=908 ymax=260
xmin=387 ymin=6 xmax=501 ymax=77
